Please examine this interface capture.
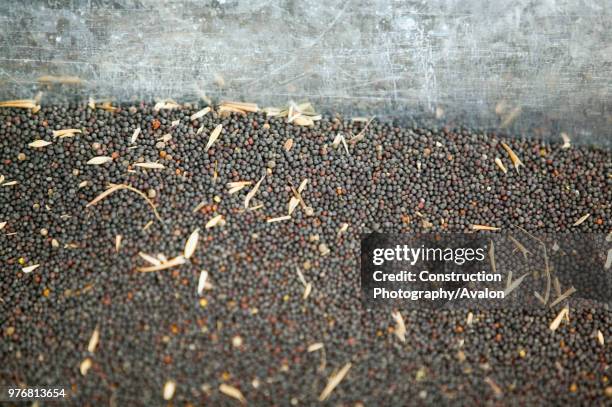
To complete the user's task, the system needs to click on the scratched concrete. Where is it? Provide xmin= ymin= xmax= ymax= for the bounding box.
xmin=0 ymin=0 xmax=610 ymax=143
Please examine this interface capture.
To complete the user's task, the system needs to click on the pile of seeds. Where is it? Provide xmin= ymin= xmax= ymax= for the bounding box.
xmin=0 ymin=102 xmax=610 ymax=405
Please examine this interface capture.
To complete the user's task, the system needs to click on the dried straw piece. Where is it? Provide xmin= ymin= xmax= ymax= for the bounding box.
xmin=184 ymin=228 xmax=199 ymax=259
xmin=605 ymin=249 xmax=612 ymax=270
xmin=138 ymin=252 xmax=162 ymax=266
xmin=163 ymin=380 xmax=176 ymax=401
xmin=553 ymin=276 xmax=562 ymax=298
xmin=508 ymin=235 xmax=530 ymax=259
xmin=500 ymin=142 xmax=523 ymax=172
xmin=303 ymin=282 xmax=313 ymax=299
xmin=298 ymin=101 xmax=318 ymax=116
xmin=292 ymin=115 xmax=314 ymax=127
xmin=298 ymin=179 xmax=308 ymax=193
xmin=504 ymin=272 xmax=528 ymax=297
xmin=560 ymin=132 xmax=571 ymax=149
xmin=471 ymin=224 xmax=500 ymax=231
xmin=220 ymin=101 xmax=259 ymax=113
xmin=549 ymin=286 xmax=576 ymax=308
xmin=38 ymin=75 xmax=82 ymax=84
xmin=308 ymin=343 xmax=324 ymax=352
xmin=332 ymin=134 xmax=343 ymax=148
xmin=263 ymin=106 xmax=282 ymax=116
xmin=80 ymin=358 xmax=92 ymax=376
xmin=87 ymin=326 xmax=100 ymax=353
xmin=158 ymin=133 xmax=172 ymax=143
xmin=573 ymin=213 xmax=590 ymax=226
xmin=131 ymin=127 xmax=141 ymax=144
xmin=206 ymin=214 xmax=224 ymax=229
xmin=197 ymin=270 xmax=208 ymax=295
xmin=337 ymin=223 xmax=349 ymax=236
xmin=115 ymin=235 xmax=122 ymax=252
xmin=99 ymin=102 xmax=118 ymax=112
xmin=391 ymin=311 xmax=407 ymax=343
xmin=86 ymin=183 xmax=162 ymax=222
xmin=284 ymin=138 xmax=294 ymax=152
xmin=154 ymin=100 xmax=180 ymax=111
xmin=549 ymin=307 xmax=569 ymax=331
xmin=0 ymin=99 xmax=37 ymax=109
xmin=88 ymin=97 xmax=96 ymax=109
xmin=517 ymin=226 xmax=551 ymax=304
xmin=227 ymin=181 xmax=252 ymax=194
xmin=28 ymin=140 xmax=52 ymax=148
xmin=244 ymin=175 xmax=265 ymax=209
xmin=484 ymin=377 xmax=503 ymax=397
xmin=494 ymin=158 xmax=507 ymax=174
xmin=87 ymin=156 xmax=113 ymax=165
xmin=22 ymin=264 xmax=40 ymax=273
xmin=134 ymin=162 xmax=165 ymax=170
xmin=350 ymin=116 xmax=375 ymax=144
xmin=597 ymin=330 xmax=604 ymax=346
xmin=332 ymin=134 xmax=350 ymax=155
xmin=219 ymin=384 xmax=246 ymax=404
xmin=192 ymin=200 xmax=207 ymax=213
xmin=295 ymin=268 xmax=313 ymax=299
xmin=290 ymin=185 xmax=308 ymax=213
xmin=0 ymin=221 xmax=6 ymax=230
xmin=319 ymin=362 xmax=352 ymax=401
xmin=219 ymin=105 xmax=247 ymax=115
xmin=205 ymin=124 xmax=223 ymax=151
xmin=52 ymin=128 xmax=82 ymax=138
xmin=296 ymin=268 xmax=307 ymax=286
xmin=488 ymin=240 xmax=496 ymax=275
xmin=137 ymin=255 xmax=186 ymax=273
xmin=467 ymin=312 xmax=474 ymax=325
xmin=288 ymin=196 xmax=300 ymax=215
xmin=190 ymin=107 xmax=211 ymax=121
xmin=267 ymin=215 xmax=291 ymax=223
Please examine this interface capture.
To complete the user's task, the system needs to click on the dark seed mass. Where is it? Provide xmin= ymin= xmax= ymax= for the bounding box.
xmin=0 ymin=102 xmax=610 ymax=405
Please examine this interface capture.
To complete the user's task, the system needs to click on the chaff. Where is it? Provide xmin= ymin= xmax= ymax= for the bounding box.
xmin=205 ymin=124 xmax=223 ymax=151
xmin=53 ymin=129 xmax=82 ymax=138
xmin=86 ymin=183 xmax=162 ymax=222
xmin=472 ymin=224 xmax=500 ymax=231
xmin=549 ymin=307 xmax=569 ymax=331
xmin=319 ymin=363 xmax=352 ymax=401
xmin=244 ymin=175 xmax=265 ymax=209
xmin=219 ymin=384 xmax=246 ymax=404
xmin=137 ymin=256 xmax=186 ymax=272
xmin=190 ymin=107 xmax=211 ymax=121
xmin=500 ymin=142 xmax=523 ymax=172
xmin=391 ymin=310 xmax=407 ymax=343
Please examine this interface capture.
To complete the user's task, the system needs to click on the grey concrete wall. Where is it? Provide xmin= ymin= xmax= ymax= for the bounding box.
xmin=0 ymin=0 xmax=610 ymax=144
